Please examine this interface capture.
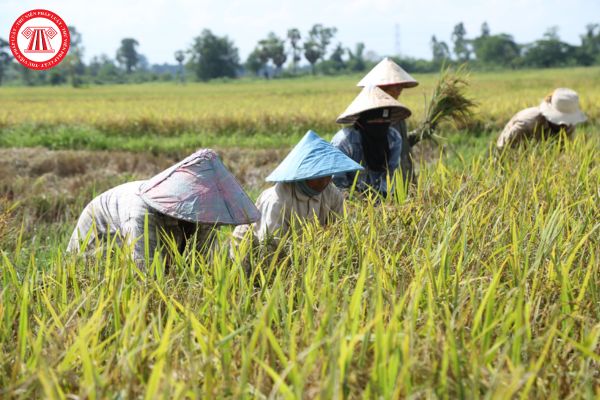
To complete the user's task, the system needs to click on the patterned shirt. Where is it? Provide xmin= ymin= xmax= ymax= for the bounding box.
xmin=331 ymin=126 xmax=403 ymax=195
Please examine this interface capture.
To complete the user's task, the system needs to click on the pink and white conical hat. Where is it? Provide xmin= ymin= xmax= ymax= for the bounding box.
xmin=139 ymin=149 xmax=260 ymax=225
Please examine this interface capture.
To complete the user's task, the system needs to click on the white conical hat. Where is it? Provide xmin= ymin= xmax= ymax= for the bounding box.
xmin=336 ymin=85 xmax=412 ymax=124
xmin=357 ymin=57 xmax=418 ymax=88
xmin=539 ymin=88 xmax=587 ymax=126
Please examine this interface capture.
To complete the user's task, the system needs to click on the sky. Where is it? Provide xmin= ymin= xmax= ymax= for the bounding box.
xmin=1 ymin=0 xmax=598 ymax=65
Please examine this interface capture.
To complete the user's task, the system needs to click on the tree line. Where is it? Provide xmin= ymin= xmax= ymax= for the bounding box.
xmin=0 ymin=24 xmax=368 ymax=86
xmin=0 ymin=21 xmax=598 ymax=87
xmin=429 ymin=22 xmax=600 ymax=69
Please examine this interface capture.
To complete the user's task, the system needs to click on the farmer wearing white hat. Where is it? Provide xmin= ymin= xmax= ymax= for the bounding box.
xmin=232 ymin=130 xmax=363 ymax=248
xmin=358 ymin=57 xmax=419 ymax=182
xmin=67 ymin=149 xmax=259 ymax=267
xmin=497 ymin=88 xmax=587 ymax=150
xmin=331 ymin=85 xmax=411 ymax=196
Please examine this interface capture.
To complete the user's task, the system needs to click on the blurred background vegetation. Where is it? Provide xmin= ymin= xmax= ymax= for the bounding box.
xmin=1 ymin=21 xmax=599 ymax=86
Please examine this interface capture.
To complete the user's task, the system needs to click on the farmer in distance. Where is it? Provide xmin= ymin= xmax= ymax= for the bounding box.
xmin=357 ymin=57 xmax=420 ymax=183
xmin=496 ymin=88 xmax=587 ymax=150
xmin=331 ymin=85 xmax=412 ymax=197
xmin=67 ymin=149 xmax=259 ymax=267
xmin=231 ymin=130 xmax=363 ymax=248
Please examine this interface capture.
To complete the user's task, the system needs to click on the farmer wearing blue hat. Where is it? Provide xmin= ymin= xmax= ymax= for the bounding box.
xmin=67 ymin=149 xmax=259 ymax=267
xmin=331 ymin=85 xmax=412 ymax=196
xmin=232 ymin=130 xmax=363 ymax=246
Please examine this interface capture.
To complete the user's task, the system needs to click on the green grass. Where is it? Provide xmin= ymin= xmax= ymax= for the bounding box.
xmin=1 ymin=134 xmax=598 ymax=398
xmin=0 ymin=125 xmax=305 ymax=152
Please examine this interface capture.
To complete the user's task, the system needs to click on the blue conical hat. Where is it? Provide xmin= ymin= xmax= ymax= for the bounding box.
xmin=266 ymin=130 xmax=364 ymax=182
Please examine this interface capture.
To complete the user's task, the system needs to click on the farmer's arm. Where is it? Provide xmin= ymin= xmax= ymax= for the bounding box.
xmin=385 ymin=128 xmax=403 ymax=194
xmin=123 ymin=211 xmax=159 ymax=268
xmin=393 ymin=120 xmax=420 ymax=147
xmin=496 ymin=108 xmax=541 ymax=150
xmin=255 ymin=191 xmax=288 ymax=241
xmin=67 ymin=202 xmax=97 ymax=253
xmin=331 ymin=129 xmax=357 ymax=189
xmin=496 ymin=118 xmax=531 ymax=149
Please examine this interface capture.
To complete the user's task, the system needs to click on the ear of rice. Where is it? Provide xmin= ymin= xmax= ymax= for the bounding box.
xmin=414 ymin=65 xmax=477 ymax=143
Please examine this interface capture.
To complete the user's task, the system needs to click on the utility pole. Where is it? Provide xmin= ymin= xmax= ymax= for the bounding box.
xmin=395 ymin=23 xmax=401 ymax=57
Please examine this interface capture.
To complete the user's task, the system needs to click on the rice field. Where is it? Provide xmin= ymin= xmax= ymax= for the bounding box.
xmin=0 ymin=67 xmax=599 ymax=151
xmin=0 ymin=67 xmax=599 ymax=398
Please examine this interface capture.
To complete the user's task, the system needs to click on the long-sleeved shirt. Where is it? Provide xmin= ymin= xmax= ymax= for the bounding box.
xmin=390 ymin=119 xmax=416 ymax=183
xmin=496 ymin=107 xmax=575 ymax=149
xmin=67 ymin=181 xmax=215 ymax=265
xmin=331 ymin=126 xmax=403 ymax=195
xmin=231 ymin=182 xmax=344 ymax=245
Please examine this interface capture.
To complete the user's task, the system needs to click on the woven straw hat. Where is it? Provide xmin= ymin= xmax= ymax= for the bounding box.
xmin=336 ymin=85 xmax=411 ymax=124
xmin=357 ymin=57 xmax=418 ymax=88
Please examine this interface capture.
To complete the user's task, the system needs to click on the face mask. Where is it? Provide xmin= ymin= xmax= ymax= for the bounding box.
xmin=356 ymin=119 xmax=391 ymax=172
xmin=296 ymin=180 xmax=322 ymax=197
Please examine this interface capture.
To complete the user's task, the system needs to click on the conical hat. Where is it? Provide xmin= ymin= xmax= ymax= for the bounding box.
xmin=139 ymin=149 xmax=260 ymax=225
xmin=336 ymin=86 xmax=412 ymax=124
xmin=266 ymin=130 xmax=364 ymax=182
xmin=357 ymin=57 xmax=418 ymax=88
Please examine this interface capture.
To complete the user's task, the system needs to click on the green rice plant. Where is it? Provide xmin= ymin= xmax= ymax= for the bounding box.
xmin=2 ymin=134 xmax=598 ymax=397
xmin=0 ymin=70 xmax=599 ymax=398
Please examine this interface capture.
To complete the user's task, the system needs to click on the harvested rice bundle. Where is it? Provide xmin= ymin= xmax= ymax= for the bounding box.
xmin=412 ymin=65 xmax=477 ymax=143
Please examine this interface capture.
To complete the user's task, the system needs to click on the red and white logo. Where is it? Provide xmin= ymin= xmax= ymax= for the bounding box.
xmin=9 ymin=10 xmax=70 ymax=70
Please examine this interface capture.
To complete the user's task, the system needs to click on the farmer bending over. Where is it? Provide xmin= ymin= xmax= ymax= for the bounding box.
xmin=496 ymin=88 xmax=587 ymax=150
xmin=67 ymin=149 xmax=259 ymax=267
xmin=231 ymin=130 xmax=362 ymax=249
